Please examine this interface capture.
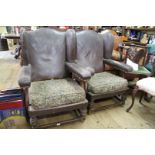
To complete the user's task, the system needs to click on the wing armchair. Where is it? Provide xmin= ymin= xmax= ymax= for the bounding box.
xmin=71 ymin=30 xmax=132 ymax=113
xmin=18 ymin=28 xmax=90 ymax=128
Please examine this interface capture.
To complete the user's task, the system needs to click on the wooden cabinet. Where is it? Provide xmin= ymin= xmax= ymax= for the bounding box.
xmin=123 ymin=27 xmax=155 ymax=46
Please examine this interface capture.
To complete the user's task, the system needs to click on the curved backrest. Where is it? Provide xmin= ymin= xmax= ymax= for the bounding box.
xmin=66 ymin=29 xmax=77 ymax=62
xmin=127 ymin=47 xmax=146 ymax=65
xmin=22 ymin=28 xmax=67 ymax=81
xmin=76 ymin=30 xmax=104 ymax=73
xmin=101 ymin=30 xmax=114 ymax=59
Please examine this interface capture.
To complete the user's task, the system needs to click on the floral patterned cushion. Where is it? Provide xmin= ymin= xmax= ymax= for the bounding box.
xmin=88 ymin=72 xmax=128 ymax=94
xmin=29 ymin=78 xmax=85 ymax=110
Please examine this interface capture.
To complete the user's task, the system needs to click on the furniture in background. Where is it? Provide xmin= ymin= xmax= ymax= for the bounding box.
xmin=115 ymin=43 xmax=151 ymax=88
xmin=18 ymin=28 xmax=91 ymax=128
xmin=145 ymin=43 xmax=155 ymax=76
xmin=0 ymin=36 xmax=9 ymax=51
xmin=126 ymin=43 xmax=155 ymax=112
xmin=109 ymin=30 xmax=126 ymax=62
xmin=73 ymin=30 xmax=132 ymax=113
xmin=123 ymin=44 xmax=149 ymax=78
xmin=123 ymin=27 xmax=155 ymax=46
xmin=98 ymin=26 xmax=124 ymax=36
xmin=4 ymin=34 xmax=21 ymax=58
xmin=126 ymin=77 xmax=155 ymax=112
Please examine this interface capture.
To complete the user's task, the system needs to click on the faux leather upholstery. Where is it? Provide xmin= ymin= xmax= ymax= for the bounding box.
xmin=75 ymin=30 xmax=130 ymax=97
xmin=103 ymin=59 xmax=133 ymax=72
xmin=18 ymin=65 xmax=31 ymax=87
xmin=76 ymin=30 xmax=104 ymax=73
xmin=66 ymin=62 xmax=92 ymax=79
xmin=19 ymin=28 xmax=88 ymax=111
xmin=66 ymin=29 xmax=77 ymax=62
xmin=102 ymin=30 xmax=114 ymax=59
xmin=19 ymin=28 xmax=92 ymax=87
xmin=23 ymin=28 xmax=66 ymax=81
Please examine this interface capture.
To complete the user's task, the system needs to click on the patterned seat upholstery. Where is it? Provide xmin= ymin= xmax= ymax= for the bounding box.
xmin=29 ymin=78 xmax=85 ymax=110
xmin=88 ymin=72 xmax=128 ymax=94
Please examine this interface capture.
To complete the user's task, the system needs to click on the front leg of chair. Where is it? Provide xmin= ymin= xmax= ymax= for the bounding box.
xmin=87 ymin=99 xmax=95 ymax=114
xmin=126 ymin=86 xmax=139 ymax=112
xmin=30 ymin=116 xmax=38 ymax=129
xmin=80 ymin=108 xmax=87 ymax=121
xmin=144 ymin=93 xmax=153 ymax=103
xmin=122 ymin=92 xmax=127 ymax=105
xmin=21 ymin=87 xmax=30 ymax=122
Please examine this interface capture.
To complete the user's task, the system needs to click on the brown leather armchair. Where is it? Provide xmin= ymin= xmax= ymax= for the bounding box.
xmin=18 ymin=28 xmax=90 ymax=128
xmin=69 ymin=30 xmax=133 ymax=113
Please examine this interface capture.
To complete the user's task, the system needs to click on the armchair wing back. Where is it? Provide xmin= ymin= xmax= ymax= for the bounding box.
xmin=21 ymin=28 xmax=77 ymax=81
xmin=102 ymin=30 xmax=114 ymax=59
xmin=76 ymin=30 xmax=114 ymax=73
xmin=76 ymin=30 xmax=104 ymax=73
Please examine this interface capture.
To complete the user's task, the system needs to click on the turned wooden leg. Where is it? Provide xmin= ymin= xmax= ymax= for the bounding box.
xmin=121 ymin=92 xmax=127 ymax=105
xmin=126 ymin=86 xmax=139 ymax=112
xmin=139 ymin=91 xmax=144 ymax=105
xmin=88 ymin=100 xmax=94 ymax=114
xmin=80 ymin=108 xmax=87 ymax=121
xmin=30 ymin=117 xmax=38 ymax=129
xmin=144 ymin=93 xmax=153 ymax=102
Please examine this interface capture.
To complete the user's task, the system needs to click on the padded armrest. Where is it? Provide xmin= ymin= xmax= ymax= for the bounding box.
xmin=66 ymin=62 xmax=93 ymax=79
xmin=18 ymin=65 xmax=31 ymax=87
xmin=103 ymin=59 xmax=133 ymax=72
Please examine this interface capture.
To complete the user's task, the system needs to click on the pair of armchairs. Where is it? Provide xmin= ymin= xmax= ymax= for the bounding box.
xmin=18 ymin=28 xmax=132 ymax=128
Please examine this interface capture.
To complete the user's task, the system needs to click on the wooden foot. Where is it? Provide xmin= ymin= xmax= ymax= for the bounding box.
xmin=126 ymin=86 xmax=139 ymax=112
xmin=30 ymin=117 xmax=38 ymax=129
xmin=88 ymin=101 xmax=94 ymax=114
xmin=144 ymin=93 xmax=153 ymax=103
xmin=139 ymin=91 xmax=144 ymax=105
xmin=80 ymin=108 xmax=87 ymax=121
xmin=122 ymin=93 xmax=127 ymax=105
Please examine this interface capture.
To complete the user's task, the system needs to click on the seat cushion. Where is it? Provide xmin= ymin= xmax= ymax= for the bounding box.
xmin=29 ymin=78 xmax=85 ymax=110
xmin=136 ymin=77 xmax=155 ymax=96
xmin=88 ymin=72 xmax=128 ymax=94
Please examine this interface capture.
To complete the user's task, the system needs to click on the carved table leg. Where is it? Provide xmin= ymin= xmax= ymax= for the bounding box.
xmin=126 ymin=86 xmax=139 ymax=112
